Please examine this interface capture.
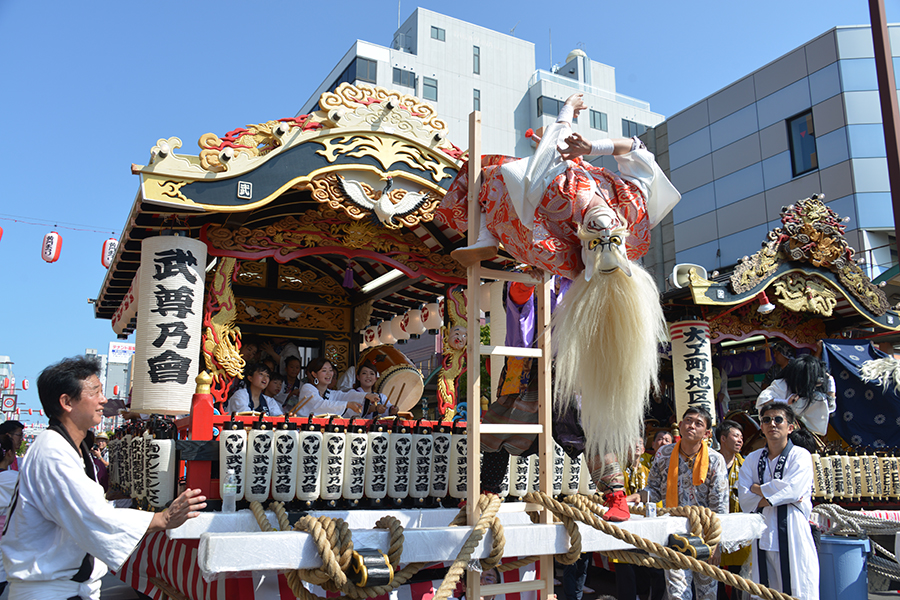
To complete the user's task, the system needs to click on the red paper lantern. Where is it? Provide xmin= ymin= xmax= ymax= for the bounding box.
xmin=1 ymin=377 xmax=8 ymax=390
xmin=27 ymin=409 xmax=32 ymax=416
xmin=39 ymin=410 xmax=43 ymax=416
xmin=21 ymin=379 xmax=28 ymax=391
xmin=101 ymin=238 xmax=118 ymax=268
xmin=42 ymin=231 xmax=62 ymax=263
xmin=113 ymin=384 xmax=120 ymax=396
xmin=0 ymin=226 xmax=3 ymax=242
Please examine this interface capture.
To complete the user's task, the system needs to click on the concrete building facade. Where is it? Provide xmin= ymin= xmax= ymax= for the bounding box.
xmin=298 ymin=8 xmax=664 ymax=158
xmin=659 ymin=25 xmax=899 ymax=285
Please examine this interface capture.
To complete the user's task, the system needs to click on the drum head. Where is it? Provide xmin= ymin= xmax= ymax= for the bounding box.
xmin=375 ymin=364 xmax=424 ymax=412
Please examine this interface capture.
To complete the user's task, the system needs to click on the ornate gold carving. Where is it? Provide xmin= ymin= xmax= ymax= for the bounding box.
xmin=709 ymin=302 xmax=825 ymax=347
xmin=198 ymin=115 xmax=324 ymax=172
xmin=772 ymin=274 xmax=838 ymax=316
xmin=438 ymin=287 xmax=467 ymax=418
xmin=312 ymin=134 xmax=456 ymax=182
xmin=730 ymin=194 xmax=889 ymax=316
xmin=305 ymin=173 xmax=440 ymax=229
xmin=236 ymin=260 xmax=266 ymax=287
xmin=324 ymin=341 xmax=350 ymax=375
xmin=205 ymin=209 xmax=465 ymax=281
xmin=354 ymin=301 xmax=374 ymax=332
xmin=235 ymin=298 xmax=350 ymax=331
xmin=277 ymin=264 xmax=350 ymax=305
xmin=320 ymin=83 xmax=448 ymax=138
xmin=201 ymin=257 xmax=245 ymax=405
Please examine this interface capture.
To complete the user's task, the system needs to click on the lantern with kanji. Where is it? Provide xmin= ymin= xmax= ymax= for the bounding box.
xmin=101 ymin=238 xmax=118 ymax=268
xmin=42 ymin=232 xmax=62 ymax=263
xmin=21 ymin=379 xmax=28 ymax=391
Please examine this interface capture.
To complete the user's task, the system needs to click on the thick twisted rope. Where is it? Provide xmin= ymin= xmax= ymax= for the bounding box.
xmin=523 ymin=491 xmax=796 ymax=600
xmin=813 ymin=503 xmax=900 ymax=580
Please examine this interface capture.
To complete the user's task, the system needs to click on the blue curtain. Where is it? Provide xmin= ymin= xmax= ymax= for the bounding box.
xmin=821 ymin=340 xmax=900 ymax=448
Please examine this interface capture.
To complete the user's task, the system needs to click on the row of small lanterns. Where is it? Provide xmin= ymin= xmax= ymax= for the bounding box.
xmin=0 ymin=228 xmax=117 ymax=267
xmin=360 ymin=300 xmax=445 ymax=348
xmin=1 ymin=377 xmax=27 ymax=391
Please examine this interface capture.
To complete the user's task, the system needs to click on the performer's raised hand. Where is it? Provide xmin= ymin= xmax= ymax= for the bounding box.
xmin=148 ymin=488 xmax=207 ymax=532
xmin=559 ymin=132 xmax=592 ymax=161
xmin=563 ymin=93 xmax=587 ymax=118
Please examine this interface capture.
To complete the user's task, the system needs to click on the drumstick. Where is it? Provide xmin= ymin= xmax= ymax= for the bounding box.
xmin=288 ymin=395 xmax=314 ymax=417
xmin=389 ymin=383 xmax=406 ymax=407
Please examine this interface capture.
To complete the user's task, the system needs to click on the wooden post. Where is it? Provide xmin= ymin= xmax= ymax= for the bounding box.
xmin=465 ymin=110 xmax=483 ymax=600
xmin=536 ymin=273 xmax=553 ymax=600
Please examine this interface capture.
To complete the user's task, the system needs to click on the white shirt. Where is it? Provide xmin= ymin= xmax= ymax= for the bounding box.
xmin=293 ymin=383 xmax=365 ymax=418
xmin=225 ymin=387 xmax=284 ymax=416
xmin=2 ymin=428 xmax=153 ymax=599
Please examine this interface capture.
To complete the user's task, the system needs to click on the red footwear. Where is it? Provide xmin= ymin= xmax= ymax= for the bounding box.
xmin=603 ymin=490 xmax=630 ymax=522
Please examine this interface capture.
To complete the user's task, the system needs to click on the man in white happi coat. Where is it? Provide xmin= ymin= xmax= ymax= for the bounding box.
xmin=738 ymin=402 xmax=819 ymax=599
xmin=1 ymin=355 xmax=207 ymax=600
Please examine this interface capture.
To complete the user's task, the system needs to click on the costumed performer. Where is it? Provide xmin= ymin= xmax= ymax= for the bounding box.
xmin=756 ymin=354 xmax=836 ymax=436
xmin=353 ymin=362 xmax=397 ymax=418
xmin=225 ymin=362 xmax=284 ymax=416
xmin=1 ymin=355 xmax=206 ymax=600
xmin=436 ymin=92 xmax=679 ymax=464
xmin=291 ymin=358 xmax=377 ymax=418
xmin=738 ymin=402 xmax=819 ymax=599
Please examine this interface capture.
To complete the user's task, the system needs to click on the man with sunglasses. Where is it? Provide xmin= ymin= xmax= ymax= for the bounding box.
xmin=737 ymin=403 xmax=818 ymax=599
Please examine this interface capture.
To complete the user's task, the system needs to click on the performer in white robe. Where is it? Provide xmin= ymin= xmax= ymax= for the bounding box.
xmin=1 ymin=355 xmax=205 ymax=600
xmin=738 ymin=402 xmax=819 ymax=600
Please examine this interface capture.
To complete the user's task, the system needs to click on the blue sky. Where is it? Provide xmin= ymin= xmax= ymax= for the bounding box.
xmin=0 ymin=0 xmax=895 ymax=424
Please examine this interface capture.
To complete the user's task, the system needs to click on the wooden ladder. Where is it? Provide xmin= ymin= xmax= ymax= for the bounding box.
xmin=464 ymin=111 xmax=555 ymax=600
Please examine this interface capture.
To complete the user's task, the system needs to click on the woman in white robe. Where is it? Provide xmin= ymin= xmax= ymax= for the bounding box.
xmin=291 ymin=358 xmax=379 ymax=418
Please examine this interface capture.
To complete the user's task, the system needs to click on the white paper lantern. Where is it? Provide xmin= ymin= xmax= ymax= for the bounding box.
xmin=146 ymin=438 xmax=176 ymax=509
xmin=132 ymin=236 xmax=207 ymax=415
xmin=272 ymin=427 xmax=300 ymax=502
xmin=377 ymin=321 xmax=397 ymax=345
xmin=364 ymin=326 xmax=379 ymax=347
xmin=101 ymin=238 xmax=119 ymax=269
xmin=220 ymin=426 xmax=247 ymax=502
xmin=422 ymin=302 xmax=443 ymax=330
xmin=403 ymin=309 xmax=427 ymax=337
xmin=41 ymin=231 xmax=62 ymax=263
xmin=391 ymin=315 xmax=410 ymax=342
xmin=669 ymin=320 xmax=715 ymax=426
xmin=245 ymin=427 xmax=275 ymax=502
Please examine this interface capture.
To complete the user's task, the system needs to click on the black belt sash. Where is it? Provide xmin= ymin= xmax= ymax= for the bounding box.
xmin=756 ymin=440 xmax=794 ymax=596
xmin=47 ymin=421 xmax=96 ymax=583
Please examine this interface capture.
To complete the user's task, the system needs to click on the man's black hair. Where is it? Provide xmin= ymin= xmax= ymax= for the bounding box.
xmin=715 ymin=419 xmax=743 ymax=445
xmin=682 ymin=406 xmax=712 ymax=429
xmin=0 ymin=420 xmax=24 ymax=435
xmin=37 ymin=356 xmax=102 ymax=420
xmin=759 ymin=401 xmax=798 ymax=424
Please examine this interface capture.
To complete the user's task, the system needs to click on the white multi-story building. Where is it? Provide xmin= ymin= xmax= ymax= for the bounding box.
xmin=297 ymin=8 xmax=664 ymax=158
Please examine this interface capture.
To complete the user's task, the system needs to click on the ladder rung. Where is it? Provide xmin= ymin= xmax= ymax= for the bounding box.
xmin=480 ymin=345 xmax=542 ymax=357
xmin=479 ymin=424 xmax=544 ymax=434
xmin=478 ymin=270 xmax=543 ymax=284
xmin=481 ymin=580 xmax=547 ymax=595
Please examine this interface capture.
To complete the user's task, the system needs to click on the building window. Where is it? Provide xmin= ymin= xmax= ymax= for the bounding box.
xmin=392 ymin=67 xmax=415 ymax=88
xmin=431 ymin=26 xmax=445 ymax=41
xmin=327 ymin=57 xmax=378 ymax=93
xmin=788 ymin=111 xmax=818 ymax=176
xmin=356 ymin=57 xmax=378 ymax=84
xmin=590 ymin=110 xmax=608 ymax=131
xmin=423 ymin=77 xmax=438 ymax=101
xmin=537 ymin=96 xmax=577 ymax=122
xmin=473 ymin=89 xmax=481 ymax=111
xmin=622 ymin=119 xmax=647 ymax=137
xmin=473 ymin=46 xmax=480 ymax=74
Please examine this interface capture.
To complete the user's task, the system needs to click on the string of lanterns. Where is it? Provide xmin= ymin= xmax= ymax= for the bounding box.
xmin=0 ymin=223 xmax=118 ymax=267
xmin=359 ymin=300 xmax=445 ymax=350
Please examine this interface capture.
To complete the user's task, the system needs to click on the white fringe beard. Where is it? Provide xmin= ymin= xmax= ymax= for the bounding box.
xmin=553 ymin=261 xmax=667 ymax=463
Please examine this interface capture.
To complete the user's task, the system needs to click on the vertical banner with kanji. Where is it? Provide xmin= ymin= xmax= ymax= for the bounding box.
xmin=132 ymin=235 xmax=207 ymax=415
xmin=669 ymin=320 xmax=715 ymax=427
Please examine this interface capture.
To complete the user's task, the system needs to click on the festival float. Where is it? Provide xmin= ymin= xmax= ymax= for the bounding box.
xmin=660 ymin=195 xmax=900 ymax=588
xmin=94 ymin=84 xmax=775 ymax=600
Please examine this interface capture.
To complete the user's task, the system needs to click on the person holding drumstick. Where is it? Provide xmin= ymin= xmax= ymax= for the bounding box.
xmin=353 ymin=362 xmax=397 ymax=419
xmin=288 ymin=358 xmax=379 ymax=418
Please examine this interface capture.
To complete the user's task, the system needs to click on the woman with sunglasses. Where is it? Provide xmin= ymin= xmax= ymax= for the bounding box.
xmin=756 ymin=354 xmax=835 ymax=435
